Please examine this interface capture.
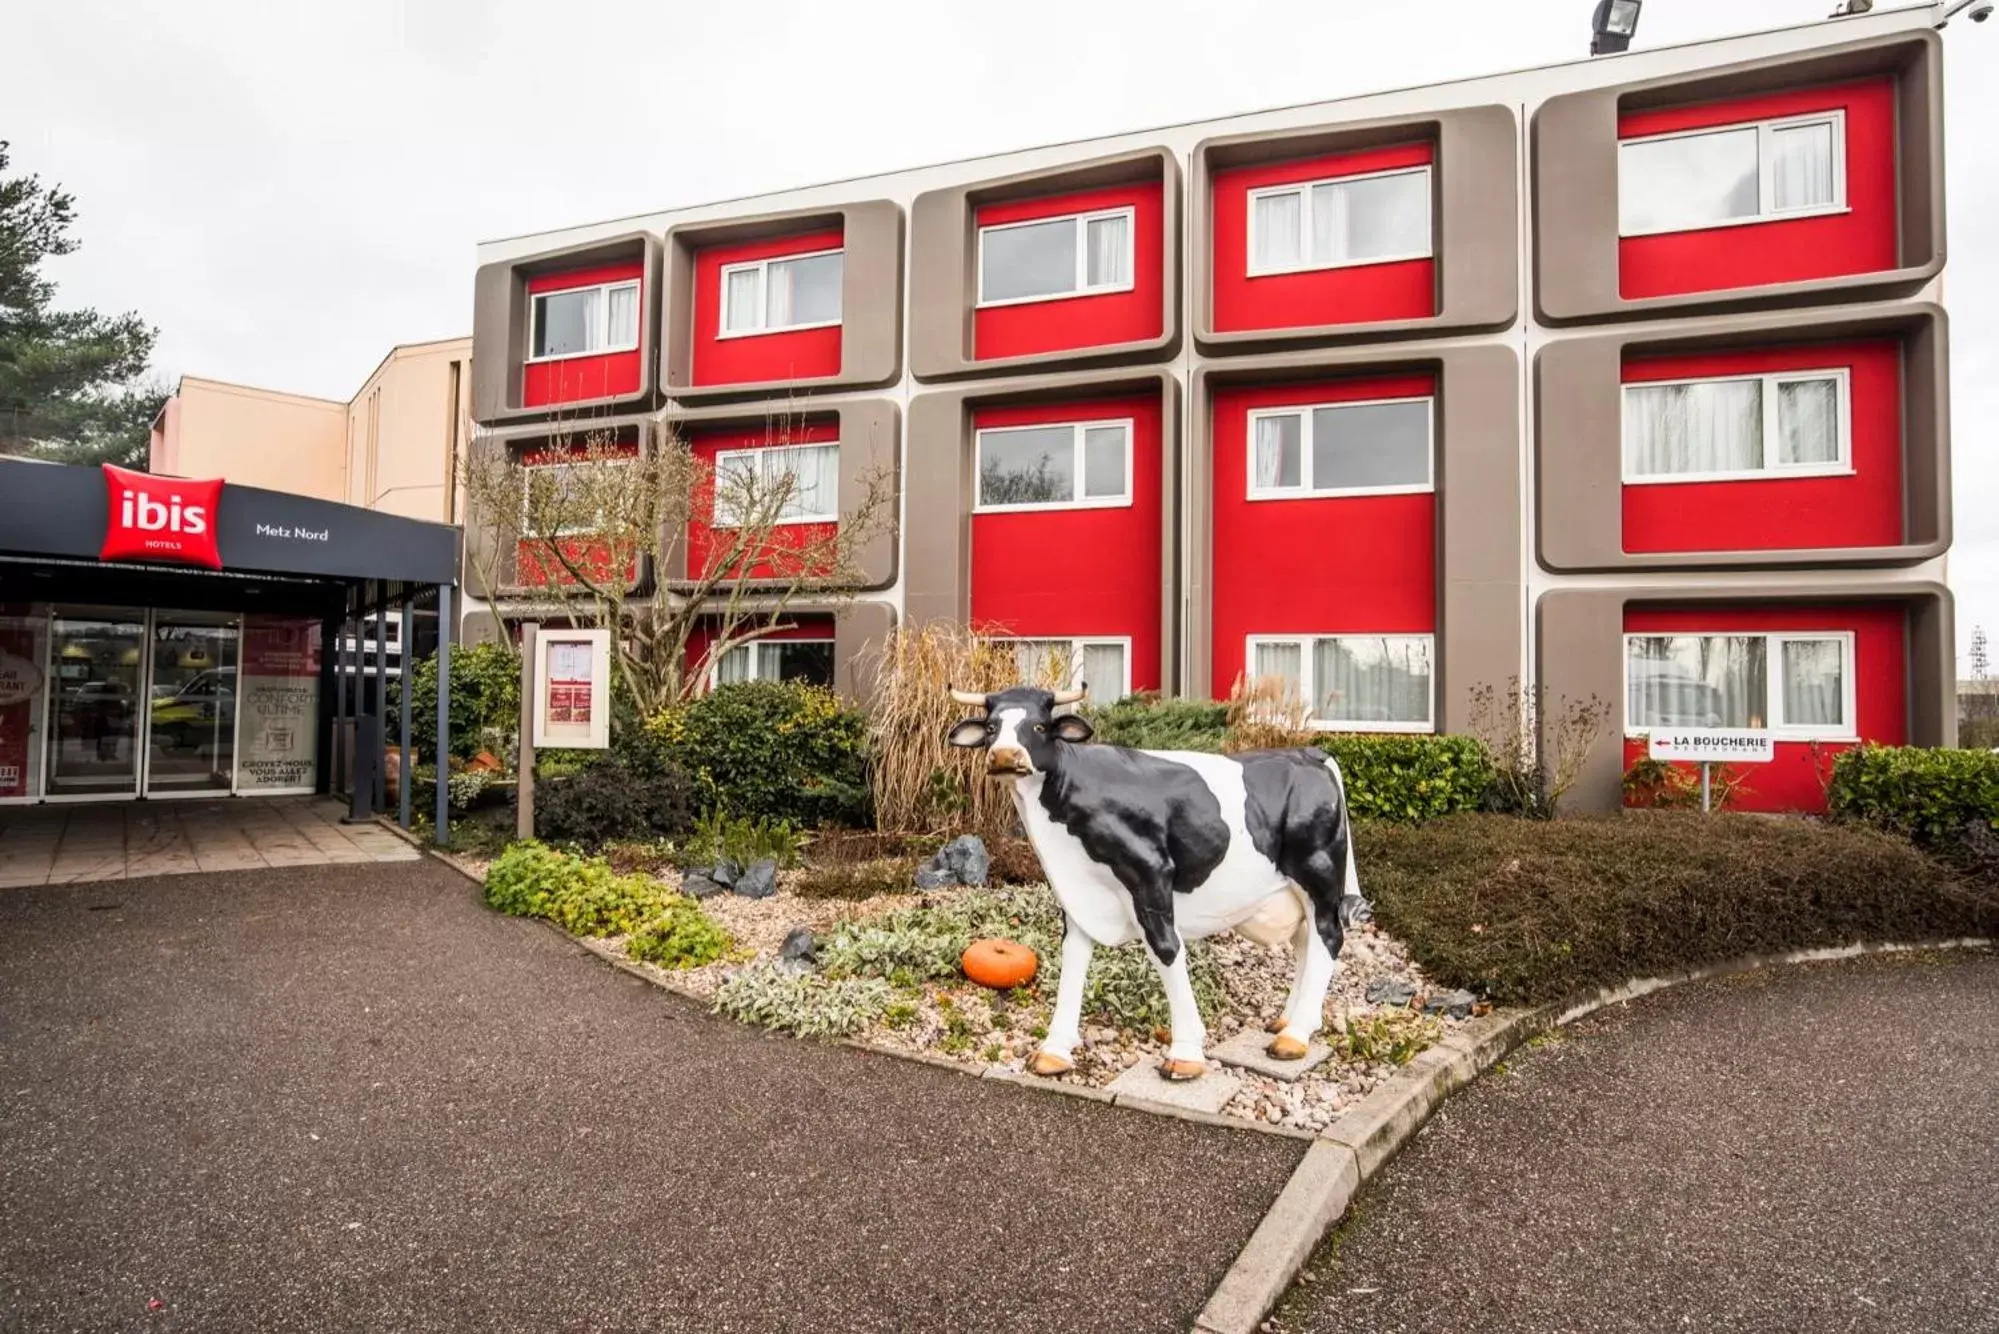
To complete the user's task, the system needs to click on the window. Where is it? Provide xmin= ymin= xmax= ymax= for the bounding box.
xmin=999 ymin=637 xmax=1132 ymax=702
xmin=1623 ymin=631 xmax=1854 ymax=739
xmin=1619 ymin=110 xmax=1845 ymax=237
xmin=975 ymin=420 xmax=1132 ymax=511
xmin=1247 ymin=398 xmax=1432 ymax=499
xmin=529 ymin=280 xmax=641 ymax=361
xmin=1247 ymin=635 xmax=1434 ymax=732
xmin=719 ymin=249 xmax=844 ymax=337
xmin=711 ymin=443 xmax=840 ymax=527
xmin=521 ymin=461 xmax=607 ymax=537
xmin=977 ymin=207 xmax=1134 ymax=306
xmin=713 ymin=638 xmax=836 ymax=689
xmin=1622 ymin=368 xmax=1848 ymax=483
xmin=1248 ymin=167 xmax=1432 ymax=275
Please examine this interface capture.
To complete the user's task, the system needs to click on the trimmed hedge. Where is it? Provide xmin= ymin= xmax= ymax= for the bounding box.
xmin=1828 ymin=744 xmax=1999 ymax=844
xmin=1356 ymin=812 xmax=1995 ymax=1006
xmin=1081 ymin=694 xmax=1228 ymax=752
xmin=645 ymin=680 xmax=870 ymax=827
xmin=1313 ymin=733 xmax=1493 ymax=823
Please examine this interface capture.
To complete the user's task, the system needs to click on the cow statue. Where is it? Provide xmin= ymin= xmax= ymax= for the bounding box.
xmin=947 ymin=682 xmax=1370 ymax=1081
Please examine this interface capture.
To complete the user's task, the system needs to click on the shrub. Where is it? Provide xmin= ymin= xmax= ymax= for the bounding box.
xmin=1337 ymin=1010 xmax=1440 ymax=1067
xmin=646 ymin=680 xmax=869 ymax=827
xmin=678 ymin=810 xmax=805 ymax=870
xmin=536 ymin=752 xmax=694 ymax=846
xmin=794 ymin=858 xmax=919 ymax=901
xmin=1828 ymin=744 xmax=1999 ymax=844
xmin=1081 ymin=693 xmax=1228 ymax=752
xmin=396 ymin=641 xmax=521 ymax=764
xmin=484 ymin=840 xmax=576 ymax=918
xmin=1622 ymin=756 xmax=1751 ymax=810
xmin=482 ymin=839 xmax=673 ymax=938
xmin=713 ymin=966 xmax=898 ymax=1038
xmin=1315 ymin=733 xmax=1494 ymax=823
xmin=1357 ymin=812 xmax=1996 ymax=1006
xmin=626 ymin=899 xmax=733 ymax=969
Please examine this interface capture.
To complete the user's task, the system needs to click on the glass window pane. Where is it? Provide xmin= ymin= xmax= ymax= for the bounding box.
xmin=1084 ymin=214 xmax=1130 ymax=287
xmin=1314 ymin=171 xmax=1430 ymax=264
xmin=1626 ymin=634 xmax=1767 ymax=729
xmin=1252 ymin=191 xmax=1303 ymax=270
xmin=1011 ymin=640 xmax=1073 ymax=687
xmin=768 ymin=251 xmax=843 ymax=327
xmin=1770 ymin=121 xmax=1836 ymax=212
xmin=1777 ymin=378 xmax=1840 ymax=466
xmin=1252 ymin=414 xmax=1302 ymax=490
xmin=1251 ymin=641 xmax=1303 ymax=696
xmin=605 ymin=284 xmax=638 ymax=348
xmin=978 ymin=426 xmax=1076 ymax=506
xmin=1080 ymin=642 xmax=1127 ymax=700
xmin=1624 ymin=379 xmax=1763 ymax=477
xmin=981 ymin=217 xmax=1078 ymax=302
xmin=533 ymin=287 xmax=598 ymax=357
xmin=1310 ymin=400 xmax=1430 ymax=491
xmin=762 ymin=443 xmax=839 ymax=521
xmin=1082 ymin=425 xmax=1126 ymax=499
xmin=1620 ymin=127 xmax=1760 ymax=234
xmin=772 ymin=641 xmax=835 ymax=688
xmin=712 ymin=452 xmax=756 ymax=527
xmin=1780 ymin=639 xmax=1845 ymax=729
xmin=724 ymin=269 xmax=761 ymax=333
xmin=716 ymin=644 xmax=753 ymax=684
xmin=1314 ymin=636 xmax=1431 ymax=725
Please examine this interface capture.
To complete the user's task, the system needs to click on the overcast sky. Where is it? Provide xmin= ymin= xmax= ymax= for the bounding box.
xmin=6 ymin=0 xmax=1994 ymax=669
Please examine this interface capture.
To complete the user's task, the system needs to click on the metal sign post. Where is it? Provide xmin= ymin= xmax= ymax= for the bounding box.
xmin=517 ymin=623 xmax=538 ymax=842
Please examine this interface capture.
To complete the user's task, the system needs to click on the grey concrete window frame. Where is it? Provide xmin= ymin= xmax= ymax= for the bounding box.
xmin=973 ymin=417 xmax=1135 ymax=514
xmin=1243 ymin=395 xmax=1434 ymax=501
xmin=1619 ymin=366 xmax=1853 ymax=486
xmin=1244 ymin=632 xmax=1437 ymax=733
xmin=1618 ymin=109 xmax=1849 ymax=239
xmin=526 ymin=279 xmax=642 ymax=364
xmin=715 ymin=247 xmax=846 ymax=340
xmin=1244 ymin=165 xmax=1434 ymax=278
xmin=1620 ymin=628 xmax=1857 ymax=742
xmin=975 ymin=206 xmax=1136 ymax=309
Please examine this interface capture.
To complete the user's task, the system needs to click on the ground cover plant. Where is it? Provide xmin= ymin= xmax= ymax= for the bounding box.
xmin=483 ymin=840 xmax=731 ymax=967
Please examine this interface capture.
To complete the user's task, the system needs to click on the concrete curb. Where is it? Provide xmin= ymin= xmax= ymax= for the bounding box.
xmin=1189 ymin=936 xmax=1995 ymax=1334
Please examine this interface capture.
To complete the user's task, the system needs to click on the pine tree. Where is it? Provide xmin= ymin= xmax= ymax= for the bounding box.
xmin=0 ymin=140 xmax=165 ymax=467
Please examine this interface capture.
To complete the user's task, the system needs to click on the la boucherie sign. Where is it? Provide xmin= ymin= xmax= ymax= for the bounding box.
xmin=1648 ymin=728 xmax=1775 ymax=764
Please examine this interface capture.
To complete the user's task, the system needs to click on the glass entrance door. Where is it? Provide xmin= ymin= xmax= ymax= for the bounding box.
xmin=144 ymin=616 xmax=240 ymax=796
xmin=46 ymin=612 xmax=146 ymax=797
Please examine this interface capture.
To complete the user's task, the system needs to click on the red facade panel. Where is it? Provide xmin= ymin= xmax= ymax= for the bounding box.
xmin=1208 ymin=374 xmax=1437 ymax=696
xmin=690 ymin=228 xmax=845 ymax=388
xmin=1621 ymin=602 xmax=1907 ymax=813
xmin=1621 ymin=340 xmax=1903 ymax=554
xmin=973 ymin=184 xmax=1164 ymax=361
xmin=1210 ymin=142 xmax=1437 ymax=334
xmin=1617 ymin=78 xmax=1899 ymax=300
xmin=686 ymin=421 xmax=841 ymax=582
xmin=969 ymin=396 xmax=1163 ymax=693
xmin=522 ymin=262 xmax=646 ymax=408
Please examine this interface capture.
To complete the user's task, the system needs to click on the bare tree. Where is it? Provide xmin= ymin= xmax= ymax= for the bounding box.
xmin=460 ymin=410 xmax=893 ymax=717
xmin=1467 ymin=677 xmax=1612 ymax=817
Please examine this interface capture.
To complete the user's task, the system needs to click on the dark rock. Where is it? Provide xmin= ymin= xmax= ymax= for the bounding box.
xmin=733 ymin=859 xmax=778 ymax=899
xmin=917 ymin=834 xmax=990 ymax=889
xmin=681 ymin=872 xmax=726 ymax=900
xmin=778 ymin=927 xmax=817 ymax=967
xmin=913 ymin=866 xmax=956 ymax=891
xmin=709 ymin=859 xmax=740 ymax=888
xmin=1365 ymin=979 xmax=1418 ymax=1007
xmin=1421 ymin=988 xmax=1479 ymax=1019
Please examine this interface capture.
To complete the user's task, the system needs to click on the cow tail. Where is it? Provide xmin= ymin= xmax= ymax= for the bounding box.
xmin=1318 ymin=752 xmax=1373 ymax=928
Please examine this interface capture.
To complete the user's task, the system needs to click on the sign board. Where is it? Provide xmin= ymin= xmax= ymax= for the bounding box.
xmin=531 ymin=628 xmax=610 ymax=750
xmin=1648 ymin=729 xmax=1774 ymax=764
xmin=100 ymin=464 xmax=224 ymax=569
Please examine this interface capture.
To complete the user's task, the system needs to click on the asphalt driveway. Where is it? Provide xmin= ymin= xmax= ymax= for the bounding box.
xmin=0 ymin=857 xmax=1300 ymax=1333
xmin=1271 ymin=950 xmax=1999 ymax=1334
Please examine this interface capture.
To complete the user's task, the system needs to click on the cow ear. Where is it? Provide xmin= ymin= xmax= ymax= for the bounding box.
xmin=946 ymin=718 xmax=991 ymax=748
xmin=1051 ymin=714 xmax=1094 ymax=744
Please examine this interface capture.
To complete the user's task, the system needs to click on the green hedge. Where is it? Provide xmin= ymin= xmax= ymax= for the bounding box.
xmin=1080 ymin=694 xmax=1228 ymax=752
xmin=1828 ymin=744 xmax=1999 ymax=844
xmin=394 ymin=641 xmax=520 ymax=764
xmin=1313 ymin=733 xmax=1494 ymax=823
xmin=645 ymin=680 xmax=870 ymax=827
xmin=483 ymin=840 xmax=732 ymax=967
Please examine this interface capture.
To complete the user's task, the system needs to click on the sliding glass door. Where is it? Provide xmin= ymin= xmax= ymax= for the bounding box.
xmin=45 ymin=612 xmax=146 ymax=797
xmin=144 ymin=616 xmax=241 ymax=796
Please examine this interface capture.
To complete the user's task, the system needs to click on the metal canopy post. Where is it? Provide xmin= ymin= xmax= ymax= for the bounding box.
xmin=434 ymin=583 xmax=452 ymax=844
xmin=371 ymin=586 xmax=387 ymax=814
xmin=334 ymin=612 xmax=351 ymax=795
xmin=398 ymin=596 xmax=414 ymax=829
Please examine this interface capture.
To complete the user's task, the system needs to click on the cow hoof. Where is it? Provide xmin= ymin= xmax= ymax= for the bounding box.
xmin=1267 ymin=1034 xmax=1311 ymax=1061
xmin=1027 ymin=1051 xmax=1074 ymax=1077
xmin=1159 ymin=1058 xmax=1207 ymax=1082
xmin=1264 ymin=1015 xmax=1288 ymax=1034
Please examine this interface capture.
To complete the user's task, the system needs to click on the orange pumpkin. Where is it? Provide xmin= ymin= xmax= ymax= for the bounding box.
xmin=961 ymin=937 xmax=1038 ymax=990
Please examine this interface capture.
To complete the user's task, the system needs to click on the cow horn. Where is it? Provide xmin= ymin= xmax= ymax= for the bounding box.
xmin=949 ymin=687 xmax=988 ymax=707
xmin=1050 ymin=682 xmax=1088 ymax=706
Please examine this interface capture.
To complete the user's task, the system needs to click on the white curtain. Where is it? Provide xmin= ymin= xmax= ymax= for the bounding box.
xmin=1625 ymin=380 xmax=1763 ymax=477
xmin=1780 ymin=639 xmax=1845 ymax=728
xmin=1081 ymin=642 xmax=1127 ymax=699
xmin=1253 ymin=414 xmax=1301 ymax=490
xmin=1777 ymin=378 xmax=1839 ymax=465
xmin=1010 ymin=640 xmax=1071 ymax=687
xmin=605 ymin=285 xmax=638 ymax=348
xmin=1626 ymin=635 xmax=1767 ymax=729
xmin=715 ymin=644 xmax=754 ymax=685
xmin=1770 ymin=121 xmax=1835 ymax=212
xmin=1085 ymin=214 xmax=1130 ymax=288
xmin=768 ymin=443 xmax=839 ymax=521
xmin=1313 ymin=637 xmax=1431 ymax=725
xmin=1251 ymin=641 xmax=1304 ymax=697
xmin=1252 ymin=191 xmax=1303 ymax=270
xmin=711 ymin=452 xmax=755 ymax=527
xmin=724 ymin=269 xmax=761 ymax=333
xmin=1325 ymin=170 xmax=1431 ymax=263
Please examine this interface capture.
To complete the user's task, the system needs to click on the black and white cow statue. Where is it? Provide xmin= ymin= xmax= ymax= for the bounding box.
xmin=948 ymin=683 xmax=1370 ymax=1082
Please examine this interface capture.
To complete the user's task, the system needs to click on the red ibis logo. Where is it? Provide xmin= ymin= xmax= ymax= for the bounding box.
xmin=100 ymin=464 xmax=224 ymax=569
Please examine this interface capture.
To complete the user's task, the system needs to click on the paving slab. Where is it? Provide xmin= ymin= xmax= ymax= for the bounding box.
xmin=1212 ymin=1029 xmax=1334 ymax=1081
xmin=1108 ymin=1061 xmax=1243 ymax=1115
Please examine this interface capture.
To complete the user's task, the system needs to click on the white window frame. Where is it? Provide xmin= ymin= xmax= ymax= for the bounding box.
xmin=710 ymin=442 xmax=842 ymax=528
xmin=525 ymin=279 xmax=642 ymax=364
xmin=1621 ymin=367 xmax=1852 ymax=485
xmin=715 ymin=246 xmax=845 ymax=339
xmin=1621 ymin=630 xmax=1858 ymax=742
xmin=1244 ymin=633 xmax=1437 ymax=734
xmin=1244 ymin=396 xmax=1435 ymax=501
xmin=519 ymin=457 xmax=629 ymax=538
xmin=1618 ymin=109 xmax=1849 ymax=239
xmin=708 ymin=637 xmax=837 ymax=689
xmin=973 ymin=418 xmax=1135 ymax=514
xmin=994 ymin=635 xmax=1134 ymax=702
xmin=1245 ymin=165 xmax=1434 ymax=278
xmin=975 ymin=206 xmax=1137 ymax=308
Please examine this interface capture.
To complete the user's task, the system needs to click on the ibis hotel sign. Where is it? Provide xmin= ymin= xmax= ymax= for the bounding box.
xmin=1647 ymin=729 xmax=1775 ymax=764
xmin=99 ymin=464 xmax=224 ymax=569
